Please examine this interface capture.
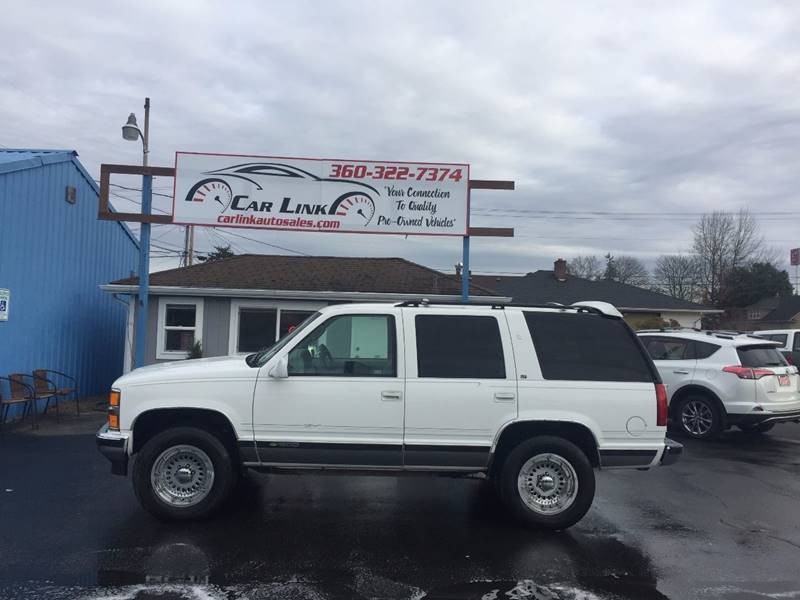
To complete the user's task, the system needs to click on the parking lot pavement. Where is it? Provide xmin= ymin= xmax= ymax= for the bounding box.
xmin=0 ymin=425 xmax=799 ymax=600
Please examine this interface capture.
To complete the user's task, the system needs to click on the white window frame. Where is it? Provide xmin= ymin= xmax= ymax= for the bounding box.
xmin=156 ymin=297 xmax=205 ymax=360
xmin=228 ymin=299 xmax=324 ymax=356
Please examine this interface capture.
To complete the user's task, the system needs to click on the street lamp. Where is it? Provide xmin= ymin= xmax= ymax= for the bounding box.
xmin=121 ymin=98 xmax=152 ymax=369
xmin=121 ymin=99 xmax=149 ymax=166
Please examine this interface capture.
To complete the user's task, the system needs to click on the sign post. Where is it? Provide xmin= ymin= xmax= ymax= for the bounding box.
xmin=100 ymin=153 xmax=514 ymax=369
xmin=791 ymin=248 xmax=800 ymax=294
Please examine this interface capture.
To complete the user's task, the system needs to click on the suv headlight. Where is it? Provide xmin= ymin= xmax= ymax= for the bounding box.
xmin=108 ymin=390 xmax=121 ymax=430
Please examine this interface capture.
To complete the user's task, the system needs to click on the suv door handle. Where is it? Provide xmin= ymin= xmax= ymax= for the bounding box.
xmin=494 ymin=392 xmax=516 ymax=401
xmin=381 ymin=391 xmax=402 ymax=401
xmin=673 ymin=370 xmax=690 ymax=375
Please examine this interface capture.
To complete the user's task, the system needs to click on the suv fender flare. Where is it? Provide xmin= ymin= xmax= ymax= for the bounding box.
xmin=130 ymin=407 xmax=241 ymax=458
xmin=489 ymin=418 xmax=602 ymax=473
xmin=669 ymin=385 xmax=727 ymax=423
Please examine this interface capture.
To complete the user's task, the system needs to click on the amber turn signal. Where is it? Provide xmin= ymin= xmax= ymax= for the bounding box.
xmin=109 ymin=390 xmax=120 ymax=407
xmin=108 ymin=412 xmax=119 ymax=430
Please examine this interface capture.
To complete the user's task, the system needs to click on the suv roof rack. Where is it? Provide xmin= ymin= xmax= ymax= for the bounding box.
xmin=639 ymin=328 xmax=781 ymax=343
xmin=395 ymin=299 xmax=619 ymax=318
xmin=637 ymin=327 xmax=702 ymax=333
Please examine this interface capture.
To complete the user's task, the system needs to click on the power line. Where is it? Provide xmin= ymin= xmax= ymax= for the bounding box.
xmin=213 ymin=227 xmax=309 ymax=256
xmin=93 ymin=180 xmax=175 ymax=200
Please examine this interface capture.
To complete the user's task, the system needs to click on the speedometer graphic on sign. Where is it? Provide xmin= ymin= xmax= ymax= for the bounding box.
xmin=330 ymin=192 xmax=376 ymax=226
xmin=186 ymin=178 xmax=233 ymax=211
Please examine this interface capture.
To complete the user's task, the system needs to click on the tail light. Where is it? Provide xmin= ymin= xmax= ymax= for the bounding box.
xmin=722 ymin=366 xmax=773 ymax=380
xmin=108 ymin=390 xmax=121 ymax=430
xmin=655 ymin=383 xmax=668 ymax=427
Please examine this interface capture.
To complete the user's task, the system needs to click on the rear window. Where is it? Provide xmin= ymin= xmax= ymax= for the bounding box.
xmin=757 ymin=333 xmax=788 ymax=346
xmin=524 ymin=311 xmax=655 ymax=382
xmin=737 ymin=345 xmax=787 ymax=368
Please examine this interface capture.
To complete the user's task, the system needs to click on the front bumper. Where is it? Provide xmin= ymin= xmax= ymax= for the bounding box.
xmin=660 ymin=438 xmax=683 ymax=466
xmin=96 ymin=423 xmax=130 ymax=476
xmin=727 ymin=409 xmax=800 ymax=427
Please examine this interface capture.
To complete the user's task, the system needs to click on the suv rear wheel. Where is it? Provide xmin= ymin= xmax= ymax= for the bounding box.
xmin=133 ymin=426 xmax=237 ymax=520
xmin=498 ymin=436 xmax=595 ymax=530
xmin=677 ymin=394 xmax=722 ymax=439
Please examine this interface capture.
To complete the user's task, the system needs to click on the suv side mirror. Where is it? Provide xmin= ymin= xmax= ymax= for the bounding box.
xmin=268 ymin=355 xmax=289 ymax=379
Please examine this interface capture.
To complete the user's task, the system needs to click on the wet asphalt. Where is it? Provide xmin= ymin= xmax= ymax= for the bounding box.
xmin=1 ymin=421 xmax=799 ymax=600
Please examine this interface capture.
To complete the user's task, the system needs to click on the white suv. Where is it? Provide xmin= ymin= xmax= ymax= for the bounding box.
xmin=97 ymin=300 xmax=680 ymax=530
xmin=638 ymin=330 xmax=800 ymax=438
xmin=755 ymin=329 xmax=800 ymax=366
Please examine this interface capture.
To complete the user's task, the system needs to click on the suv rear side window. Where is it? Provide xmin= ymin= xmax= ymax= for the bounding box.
xmin=694 ymin=340 xmax=721 ymax=359
xmin=737 ymin=345 xmax=787 ymax=368
xmin=415 ymin=315 xmax=506 ymax=379
xmin=525 ymin=312 xmax=654 ymax=382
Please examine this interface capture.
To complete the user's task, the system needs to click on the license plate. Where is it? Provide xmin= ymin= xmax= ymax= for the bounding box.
xmin=778 ymin=374 xmax=790 ymax=386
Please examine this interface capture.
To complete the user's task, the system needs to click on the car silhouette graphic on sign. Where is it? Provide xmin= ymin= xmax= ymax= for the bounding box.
xmin=184 ymin=162 xmax=378 ymax=226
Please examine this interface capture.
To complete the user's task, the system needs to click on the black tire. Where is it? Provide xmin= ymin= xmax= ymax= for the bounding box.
xmin=498 ymin=436 xmax=595 ymax=530
xmin=737 ymin=422 xmax=775 ymax=434
xmin=677 ymin=394 xmax=723 ymax=440
xmin=133 ymin=426 xmax=237 ymax=521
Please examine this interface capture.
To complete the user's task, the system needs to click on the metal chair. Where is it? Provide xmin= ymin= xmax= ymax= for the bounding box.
xmin=32 ymin=369 xmax=78 ymax=419
xmin=1 ymin=375 xmax=37 ymax=430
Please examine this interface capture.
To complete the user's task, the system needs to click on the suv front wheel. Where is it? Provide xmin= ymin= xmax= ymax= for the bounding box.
xmin=133 ymin=427 xmax=237 ymax=520
xmin=499 ymin=436 xmax=595 ymax=530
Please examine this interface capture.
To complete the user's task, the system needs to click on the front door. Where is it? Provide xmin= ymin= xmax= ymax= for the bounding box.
xmin=253 ymin=311 xmax=404 ymax=466
xmin=640 ymin=336 xmax=697 ymax=400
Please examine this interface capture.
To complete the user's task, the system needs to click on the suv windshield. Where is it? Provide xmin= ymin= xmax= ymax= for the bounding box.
xmin=737 ymin=345 xmax=787 ymax=367
xmin=246 ymin=311 xmax=322 ymax=367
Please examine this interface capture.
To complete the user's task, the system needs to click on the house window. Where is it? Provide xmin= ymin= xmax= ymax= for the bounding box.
xmin=237 ymin=308 xmax=277 ymax=353
xmin=228 ymin=300 xmax=323 ymax=355
xmin=748 ymin=309 xmax=762 ymax=320
xmin=280 ymin=310 xmax=316 ymax=338
xmin=156 ymin=298 xmax=204 ymax=359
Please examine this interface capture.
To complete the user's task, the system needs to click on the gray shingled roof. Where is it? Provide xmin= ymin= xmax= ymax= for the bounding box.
xmin=471 ymin=270 xmax=715 ymax=311
xmin=112 ymin=254 xmax=497 ymax=297
xmin=761 ymin=296 xmax=800 ymax=322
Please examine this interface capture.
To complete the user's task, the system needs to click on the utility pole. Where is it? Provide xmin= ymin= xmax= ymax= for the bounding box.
xmin=183 ymin=225 xmax=195 ymax=266
xmin=121 ymin=97 xmax=151 ymax=369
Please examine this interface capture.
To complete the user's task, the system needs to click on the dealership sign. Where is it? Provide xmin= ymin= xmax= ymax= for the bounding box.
xmin=172 ymin=152 xmax=470 ymax=236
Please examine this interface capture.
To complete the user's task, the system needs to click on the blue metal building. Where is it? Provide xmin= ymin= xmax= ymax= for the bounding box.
xmin=0 ymin=149 xmax=139 ymax=412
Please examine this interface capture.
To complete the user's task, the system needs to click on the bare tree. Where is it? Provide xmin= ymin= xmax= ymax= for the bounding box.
xmin=613 ymin=255 xmax=650 ymax=287
xmin=653 ymin=255 xmax=701 ymax=301
xmin=693 ymin=210 xmax=764 ymax=305
xmin=568 ymin=255 xmax=603 ymax=280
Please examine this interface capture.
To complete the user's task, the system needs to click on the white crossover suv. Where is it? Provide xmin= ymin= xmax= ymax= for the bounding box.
xmin=97 ymin=300 xmax=680 ymax=530
xmin=638 ymin=330 xmax=800 ymax=439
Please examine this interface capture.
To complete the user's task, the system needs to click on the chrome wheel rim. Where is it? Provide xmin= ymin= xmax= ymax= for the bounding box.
xmin=517 ymin=453 xmax=578 ymax=515
xmin=682 ymin=400 xmax=714 ymax=436
xmin=151 ymin=445 xmax=215 ymax=507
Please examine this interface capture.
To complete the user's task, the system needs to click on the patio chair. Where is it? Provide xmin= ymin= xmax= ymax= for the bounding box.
xmin=1 ymin=375 xmax=37 ymax=430
xmin=32 ymin=369 xmax=78 ymax=418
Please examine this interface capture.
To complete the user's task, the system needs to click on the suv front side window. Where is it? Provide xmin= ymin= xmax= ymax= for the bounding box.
xmin=287 ymin=314 xmax=397 ymax=377
xmin=642 ymin=336 xmax=692 ymax=361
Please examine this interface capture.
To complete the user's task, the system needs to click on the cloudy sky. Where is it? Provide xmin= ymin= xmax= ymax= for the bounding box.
xmin=2 ymin=1 xmax=800 ymax=276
